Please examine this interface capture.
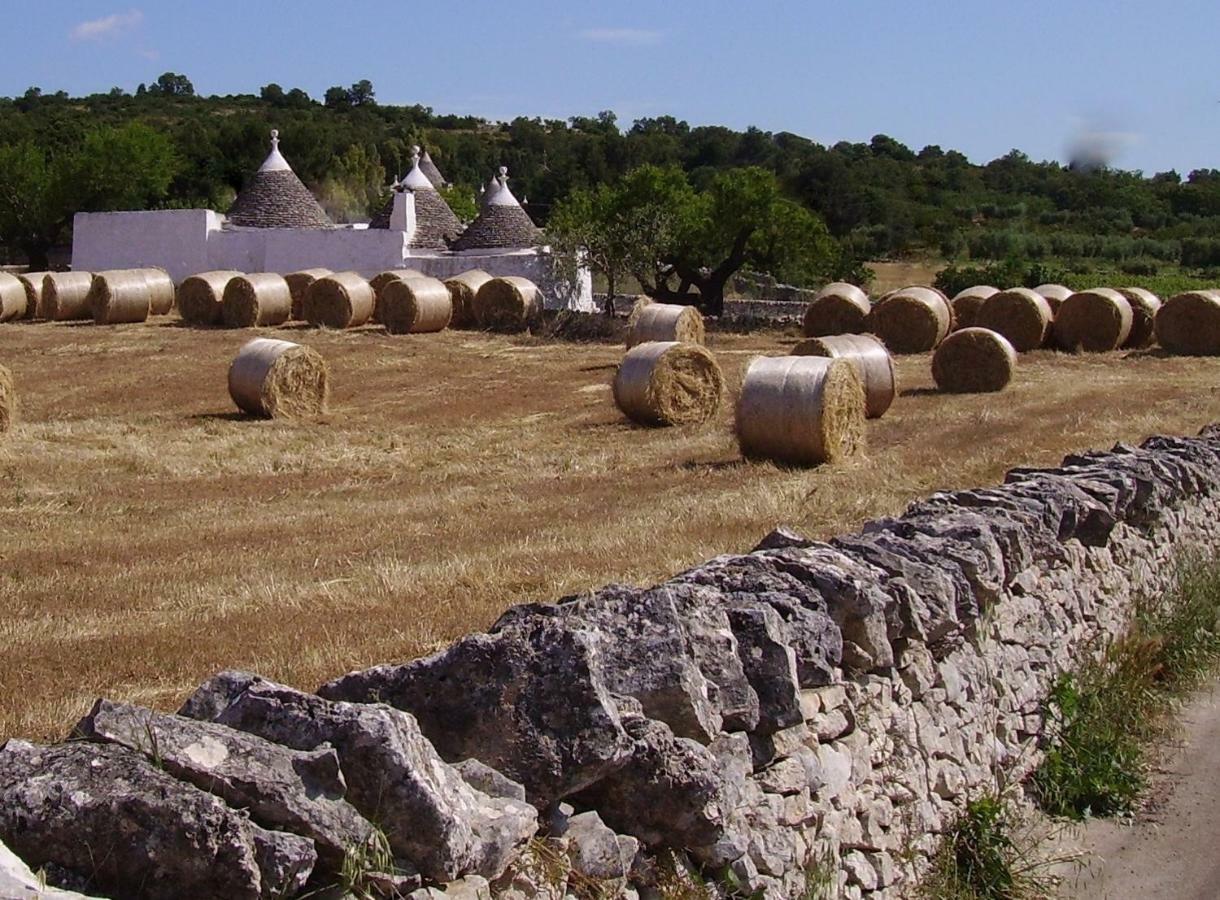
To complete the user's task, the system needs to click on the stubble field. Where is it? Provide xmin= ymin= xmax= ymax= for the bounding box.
xmin=2 ymin=319 xmax=1219 ymax=741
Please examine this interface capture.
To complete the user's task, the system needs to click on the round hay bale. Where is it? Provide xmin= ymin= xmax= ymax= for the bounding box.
xmin=949 ymin=285 xmax=999 ymax=331
xmin=735 ymin=355 xmax=866 ymax=466
xmin=178 ymin=271 xmax=243 ymax=326
xmin=0 ymin=272 xmax=27 ymax=323
xmin=613 ymin=341 xmax=724 ymax=427
xmin=42 ymin=272 xmax=95 ymax=321
xmin=1033 ymin=283 xmax=1073 ymax=314
xmin=802 ymin=283 xmax=870 ymax=337
xmin=89 ymin=270 xmax=151 ymax=325
xmin=473 ymin=276 xmax=542 ymax=333
xmin=932 ymin=327 xmax=1017 ymax=393
xmin=222 ymin=273 xmax=292 ymax=328
xmin=1054 ymin=288 xmax=1133 ymax=352
xmin=303 ymin=272 xmax=375 ymax=330
xmin=369 ymin=269 xmax=425 ymax=323
xmin=285 ymin=268 xmax=332 ymax=321
xmin=380 ymin=276 xmax=453 ymax=335
xmin=1117 ymin=287 xmax=1161 ymax=349
xmin=974 ymin=288 xmax=1054 ymax=352
xmin=1154 ymin=290 xmax=1220 ymax=356
xmin=865 ymin=286 xmax=952 ymax=353
xmin=444 ymin=270 xmax=492 ymax=329
xmin=0 ymin=363 xmax=14 ymax=434
xmin=16 ymin=271 xmax=50 ymax=320
xmin=626 ymin=302 xmax=705 ymax=348
xmin=137 ymin=268 xmax=176 ymax=315
xmin=228 ymin=338 xmax=329 ymax=419
xmin=791 ymin=333 xmax=896 ymax=419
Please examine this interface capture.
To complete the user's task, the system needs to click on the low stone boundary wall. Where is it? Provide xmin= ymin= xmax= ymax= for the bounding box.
xmin=4 ymin=429 xmax=1220 ymax=898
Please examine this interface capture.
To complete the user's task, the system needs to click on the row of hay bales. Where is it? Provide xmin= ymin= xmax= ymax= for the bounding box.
xmin=0 ymin=269 xmax=175 ymax=324
xmin=177 ymin=268 xmax=541 ymax=334
xmin=804 ymin=280 xmax=1220 ymax=357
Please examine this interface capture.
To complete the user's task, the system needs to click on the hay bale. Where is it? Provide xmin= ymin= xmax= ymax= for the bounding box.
xmin=1154 ymin=290 xmax=1220 ymax=356
xmin=228 ymin=338 xmax=329 ymax=418
xmin=380 ymin=275 xmax=453 ymax=334
xmin=42 ymin=272 xmax=95 ymax=321
xmin=613 ymin=341 xmax=724 ymax=427
xmin=790 ymin=333 xmax=896 ymax=419
xmin=865 ymin=286 xmax=952 ymax=353
xmin=1118 ymin=287 xmax=1161 ymax=349
xmin=473 ymin=276 xmax=542 ymax=333
xmin=974 ymin=287 xmax=1054 ymax=352
xmin=1033 ymin=283 xmax=1072 ymax=314
xmin=303 ymin=272 xmax=375 ymax=330
xmin=369 ymin=269 xmax=425 ymax=322
xmin=137 ymin=268 xmax=176 ymax=315
xmin=932 ymin=328 xmax=1017 ymax=393
xmin=16 ymin=271 xmax=50 ymax=320
xmin=444 ymin=270 xmax=492 ymax=328
xmin=0 ymin=363 xmax=14 ymax=434
xmin=0 ymin=273 xmax=26 ymax=323
xmin=285 ymin=268 xmax=332 ymax=321
xmin=89 ymin=270 xmax=151 ymax=325
xmin=178 ymin=271 xmax=243 ymax=325
xmin=735 ymin=355 xmax=866 ymax=466
xmin=222 ymin=273 xmax=292 ymax=328
xmin=949 ymin=285 xmax=999 ymax=330
xmin=626 ymin=302 xmax=705 ymax=348
xmin=1054 ymin=288 xmax=1133 ymax=352
xmin=802 ymin=283 xmax=871 ymax=337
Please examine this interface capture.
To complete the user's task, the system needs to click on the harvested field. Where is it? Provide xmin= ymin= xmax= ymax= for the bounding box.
xmin=1 ymin=321 xmax=1220 ymax=740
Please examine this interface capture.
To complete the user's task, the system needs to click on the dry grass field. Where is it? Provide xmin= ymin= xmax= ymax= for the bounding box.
xmin=2 ymin=319 xmax=1219 ymax=742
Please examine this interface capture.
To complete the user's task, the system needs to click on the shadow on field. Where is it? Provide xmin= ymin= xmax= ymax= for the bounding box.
xmin=901 ymin=387 xmax=943 ymax=398
xmin=187 ymin=411 xmax=251 ymax=422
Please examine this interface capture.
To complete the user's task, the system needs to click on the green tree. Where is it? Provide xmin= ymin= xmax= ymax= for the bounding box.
xmin=150 ymin=72 xmax=194 ymax=97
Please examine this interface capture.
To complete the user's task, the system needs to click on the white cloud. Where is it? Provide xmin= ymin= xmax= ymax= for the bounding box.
xmin=577 ymin=28 xmax=662 ymax=46
xmin=70 ymin=9 xmax=143 ymax=42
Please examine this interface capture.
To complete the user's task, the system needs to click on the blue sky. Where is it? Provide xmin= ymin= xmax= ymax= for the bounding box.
xmin=2 ymin=1 xmax=1217 ymax=175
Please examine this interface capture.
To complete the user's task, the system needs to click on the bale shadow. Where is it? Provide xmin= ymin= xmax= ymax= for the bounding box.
xmin=187 ymin=411 xmax=250 ymax=422
xmin=901 ymin=386 xmax=942 ymax=398
xmin=579 ymin=364 xmax=617 ymax=373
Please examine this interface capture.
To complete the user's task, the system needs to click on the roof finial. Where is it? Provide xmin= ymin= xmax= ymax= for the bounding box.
xmin=411 ymin=145 xmax=421 ymax=166
xmin=270 ymin=129 xmax=280 ymax=151
xmin=498 ymin=166 xmax=508 ymax=187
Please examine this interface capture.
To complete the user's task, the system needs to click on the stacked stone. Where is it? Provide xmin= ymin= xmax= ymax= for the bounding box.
xmin=4 ymin=428 xmax=1220 ymax=898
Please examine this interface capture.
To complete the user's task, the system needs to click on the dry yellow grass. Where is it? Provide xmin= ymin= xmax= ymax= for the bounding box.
xmin=1 ymin=321 xmax=1219 ymax=741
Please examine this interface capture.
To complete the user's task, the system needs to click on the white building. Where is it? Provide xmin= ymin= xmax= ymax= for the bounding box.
xmin=71 ymin=132 xmax=593 ymax=311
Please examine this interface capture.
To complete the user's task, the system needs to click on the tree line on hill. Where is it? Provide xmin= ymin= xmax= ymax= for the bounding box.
xmin=1 ymin=75 xmax=1218 ymax=300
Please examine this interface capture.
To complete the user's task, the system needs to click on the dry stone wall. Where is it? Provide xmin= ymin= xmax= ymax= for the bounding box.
xmin=4 ymin=429 xmax=1220 ymax=898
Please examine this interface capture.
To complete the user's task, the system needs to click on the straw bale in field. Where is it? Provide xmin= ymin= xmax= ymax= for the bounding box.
xmin=222 ymin=273 xmax=292 ymax=328
xmin=1034 ymin=283 xmax=1072 ymax=313
xmin=228 ymin=337 xmax=329 ymax=418
xmin=626 ymin=302 xmax=705 ymax=348
xmin=974 ymin=287 xmax=1054 ymax=352
xmin=303 ymin=272 xmax=375 ymax=329
xmin=865 ymin=286 xmax=952 ymax=353
xmin=0 ymin=273 xmax=26 ymax=322
xmin=380 ymin=276 xmax=453 ymax=334
xmin=613 ymin=341 xmax=724 ymax=427
xmin=285 ymin=268 xmax=332 ymax=321
xmin=16 ymin=271 xmax=49 ymax=320
xmin=949 ymin=285 xmax=999 ymax=330
xmin=736 ymin=355 xmax=865 ymax=466
xmin=42 ymin=272 xmax=94 ymax=321
xmin=790 ymin=333 xmax=896 ymax=418
xmin=932 ymin=327 xmax=1017 ymax=393
xmin=1154 ymin=290 xmax=1220 ymax=356
xmin=444 ymin=270 xmax=492 ymax=329
xmin=0 ymin=363 xmax=14 ymax=434
xmin=178 ymin=271 xmax=243 ymax=325
xmin=802 ymin=283 xmax=870 ymax=337
xmin=89 ymin=271 xmax=151 ymax=325
xmin=473 ymin=276 xmax=541 ymax=332
xmin=1054 ymin=289 xmax=1133 ymax=352
xmin=1117 ymin=287 xmax=1161 ymax=349
xmin=139 ymin=269 xmax=176 ymax=315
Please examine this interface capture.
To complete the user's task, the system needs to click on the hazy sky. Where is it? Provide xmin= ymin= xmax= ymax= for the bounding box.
xmin=2 ymin=0 xmax=1217 ymax=175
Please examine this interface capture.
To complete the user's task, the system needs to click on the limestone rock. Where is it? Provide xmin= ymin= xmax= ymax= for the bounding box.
xmin=560 ymin=811 xmax=633 ymax=881
xmin=182 ymin=673 xmax=536 ymax=882
xmin=454 ymin=759 xmax=527 ymax=802
xmin=0 ymin=837 xmax=103 ymax=899
xmin=0 ymin=739 xmax=315 ymax=900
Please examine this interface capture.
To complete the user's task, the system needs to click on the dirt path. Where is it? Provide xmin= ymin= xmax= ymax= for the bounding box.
xmin=1056 ymin=686 xmax=1220 ymax=898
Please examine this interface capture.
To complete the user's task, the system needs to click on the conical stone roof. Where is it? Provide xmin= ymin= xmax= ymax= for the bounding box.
xmin=419 ymin=150 xmax=448 ymax=189
xmin=453 ymin=167 xmax=541 ymax=251
xmin=227 ymin=130 xmax=332 ymax=229
xmin=368 ymin=146 xmax=462 ymax=248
